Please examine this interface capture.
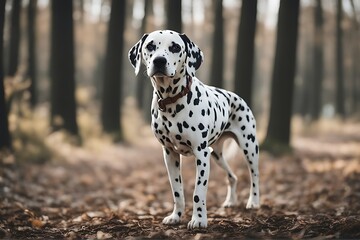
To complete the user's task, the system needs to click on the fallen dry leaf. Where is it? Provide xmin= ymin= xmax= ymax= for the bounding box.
xmin=30 ymin=219 xmax=45 ymax=228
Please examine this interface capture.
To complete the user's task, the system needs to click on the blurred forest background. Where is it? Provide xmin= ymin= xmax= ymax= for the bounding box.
xmin=0 ymin=0 xmax=359 ymax=155
xmin=0 ymin=0 xmax=360 ymax=239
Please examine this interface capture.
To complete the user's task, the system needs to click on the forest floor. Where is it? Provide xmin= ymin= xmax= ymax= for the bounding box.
xmin=1 ymin=115 xmax=360 ymax=239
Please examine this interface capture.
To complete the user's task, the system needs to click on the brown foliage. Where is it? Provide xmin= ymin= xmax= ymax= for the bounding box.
xmin=1 ymin=121 xmax=360 ymax=239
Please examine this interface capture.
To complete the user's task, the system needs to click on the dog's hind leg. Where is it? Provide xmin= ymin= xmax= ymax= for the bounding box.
xmin=233 ymin=127 xmax=260 ymax=209
xmin=211 ymin=136 xmax=238 ymax=207
xmin=243 ymin=145 xmax=260 ymax=209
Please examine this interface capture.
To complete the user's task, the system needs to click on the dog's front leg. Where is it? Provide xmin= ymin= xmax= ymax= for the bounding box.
xmin=162 ymin=147 xmax=185 ymax=225
xmin=188 ymin=147 xmax=210 ymax=229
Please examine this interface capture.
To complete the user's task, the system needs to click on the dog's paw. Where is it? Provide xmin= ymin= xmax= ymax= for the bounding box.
xmin=222 ymin=195 xmax=238 ymax=208
xmin=162 ymin=213 xmax=181 ymax=225
xmin=246 ymin=199 xmax=260 ymax=209
xmin=222 ymin=200 xmax=238 ymax=208
xmin=187 ymin=217 xmax=207 ymax=229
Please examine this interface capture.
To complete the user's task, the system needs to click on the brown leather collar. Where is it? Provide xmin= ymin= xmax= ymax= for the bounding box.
xmin=157 ymin=75 xmax=192 ymax=112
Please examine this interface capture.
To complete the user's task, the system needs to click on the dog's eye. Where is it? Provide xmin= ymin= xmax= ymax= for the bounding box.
xmin=169 ymin=43 xmax=181 ymax=53
xmin=146 ymin=42 xmax=156 ymax=51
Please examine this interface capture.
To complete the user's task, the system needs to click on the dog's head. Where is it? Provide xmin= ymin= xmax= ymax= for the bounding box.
xmin=129 ymin=30 xmax=203 ymax=79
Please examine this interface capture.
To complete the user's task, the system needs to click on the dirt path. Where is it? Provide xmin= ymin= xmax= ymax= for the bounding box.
xmin=1 ymin=122 xmax=360 ymax=239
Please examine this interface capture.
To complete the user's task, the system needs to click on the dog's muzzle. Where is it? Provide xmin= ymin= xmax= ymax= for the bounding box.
xmin=151 ymin=56 xmax=167 ymax=76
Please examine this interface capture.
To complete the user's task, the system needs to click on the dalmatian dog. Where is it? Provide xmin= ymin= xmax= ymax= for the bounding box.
xmin=129 ymin=30 xmax=260 ymax=229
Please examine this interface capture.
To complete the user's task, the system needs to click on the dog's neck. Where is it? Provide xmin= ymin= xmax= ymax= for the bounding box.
xmin=151 ymin=74 xmax=189 ymax=100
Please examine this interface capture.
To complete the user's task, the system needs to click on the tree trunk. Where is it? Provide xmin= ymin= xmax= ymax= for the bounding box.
xmin=234 ymin=0 xmax=257 ymax=108
xmin=335 ymin=0 xmax=345 ymax=117
xmin=140 ymin=0 xmax=155 ymax=123
xmin=7 ymin=0 xmax=22 ymax=77
xmin=100 ymin=0 xmax=126 ymax=138
xmin=310 ymin=0 xmax=324 ymax=120
xmin=301 ymin=40 xmax=313 ymax=117
xmin=350 ymin=0 xmax=359 ymax=113
xmin=166 ymin=0 xmax=182 ymax=32
xmin=0 ymin=0 xmax=12 ymax=150
xmin=209 ymin=0 xmax=224 ymax=88
xmin=136 ymin=0 xmax=152 ymax=111
xmin=263 ymin=0 xmax=300 ymax=149
xmin=50 ymin=0 xmax=78 ymax=135
xmin=28 ymin=0 xmax=37 ymax=107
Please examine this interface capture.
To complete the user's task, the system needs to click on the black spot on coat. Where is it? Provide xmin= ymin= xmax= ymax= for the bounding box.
xmin=177 ymin=123 xmax=183 ymax=133
xmin=176 ymin=104 xmax=185 ymax=113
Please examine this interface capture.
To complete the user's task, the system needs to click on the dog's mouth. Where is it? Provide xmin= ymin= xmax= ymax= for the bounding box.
xmin=151 ymin=72 xmax=168 ymax=85
xmin=149 ymin=67 xmax=176 ymax=83
xmin=152 ymin=71 xmax=167 ymax=77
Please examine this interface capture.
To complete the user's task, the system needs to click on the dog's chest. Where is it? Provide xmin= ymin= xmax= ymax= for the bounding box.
xmin=150 ymin=79 xmax=240 ymax=156
xmin=151 ymin=114 xmax=193 ymax=155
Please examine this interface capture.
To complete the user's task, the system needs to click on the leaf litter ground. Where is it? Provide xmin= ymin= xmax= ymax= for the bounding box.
xmin=1 ymin=120 xmax=360 ymax=239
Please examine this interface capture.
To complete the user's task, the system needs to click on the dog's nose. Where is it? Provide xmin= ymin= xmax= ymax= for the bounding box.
xmin=153 ymin=56 xmax=167 ymax=67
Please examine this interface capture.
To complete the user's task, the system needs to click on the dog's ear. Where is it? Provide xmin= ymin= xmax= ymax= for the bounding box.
xmin=128 ymin=34 xmax=149 ymax=75
xmin=179 ymin=33 xmax=204 ymax=77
